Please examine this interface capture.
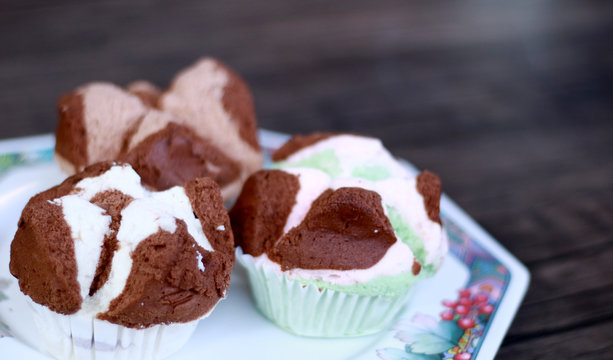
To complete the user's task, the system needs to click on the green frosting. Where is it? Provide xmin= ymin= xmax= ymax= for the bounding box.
xmin=351 ymin=164 xmax=391 ymax=181
xmin=294 ymin=271 xmax=419 ymax=298
xmin=275 ymin=149 xmax=394 ymax=182
xmin=386 ymin=205 xmax=427 ymax=265
xmin=420 ymin=263 xmax=438 ymax=278
xmin=274 ymin=149 xmax=342 ymax=178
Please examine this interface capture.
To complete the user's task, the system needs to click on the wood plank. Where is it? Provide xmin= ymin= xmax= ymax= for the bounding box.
xmin=498 ymin=320 xmax=613 ymax=359
xmin=1 ymin=1 xmax=612 ymax=139
xmin=506 ymin=284 xmax=613 ymax=339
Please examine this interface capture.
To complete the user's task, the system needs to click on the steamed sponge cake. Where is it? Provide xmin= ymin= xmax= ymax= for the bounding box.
xmin=10 ymin=162 xmax=234 ymax=328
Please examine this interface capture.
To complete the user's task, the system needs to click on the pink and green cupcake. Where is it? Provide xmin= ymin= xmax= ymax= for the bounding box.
xmin=230 ymin=133 xmax=447 ymax=337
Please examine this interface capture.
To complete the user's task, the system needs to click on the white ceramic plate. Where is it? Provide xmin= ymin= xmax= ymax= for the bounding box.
xmin=0 ymin=130 xmax=529 ymax=360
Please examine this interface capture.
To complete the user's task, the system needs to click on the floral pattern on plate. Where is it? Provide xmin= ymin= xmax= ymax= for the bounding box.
xmin=376 ymin=216 xmax=509 ymax=360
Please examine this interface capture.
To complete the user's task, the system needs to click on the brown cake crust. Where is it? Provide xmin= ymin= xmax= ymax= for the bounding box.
xmin=100 ymin=177 xmax=234 ymax=328
xmin=98 ymin=221 xmax=223 ymax=327
xmin=88 ymin=190 xmax=134 ymax=296
xmin=127 ymin=80 xmax=162 ymax=108
xmin=55 ymin=93 xmax=87 ymax=170
xmin=271 ymin=133 xmax=336 ymax=162
xmin=416 ymin=170 xmax=442 ymax=225
xmin=10 ymin=200 xmax=80 ymax=315
xmin=229 ymin=170 xmax=300 ymax=257
xmin=121 ymin=122 xmax=241 ymax=191
xmin=270 ymin=187 xmax=397 ymax=271
xmin=217 ymin=61 xmax=260 ymax=151
xmin=55 ymin=84 xmax=148 ymax=174
xmin=412 ymin=259 xmax=422 ymax=276
xmin=184 ymin=177 xmax=234 ymax=257
xmin=9 ymin=162 xmax=117 ymax=314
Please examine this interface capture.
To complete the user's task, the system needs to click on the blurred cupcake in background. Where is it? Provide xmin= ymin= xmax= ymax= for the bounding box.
xmin=54 ymin=57 xmax=262 ymax=203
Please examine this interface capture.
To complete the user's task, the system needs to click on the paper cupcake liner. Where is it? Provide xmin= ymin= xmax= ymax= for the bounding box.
xmin=26 ymin=298 xmax=199 ymax=360
xmin=238 ymin=250 xmax=415 ymax=338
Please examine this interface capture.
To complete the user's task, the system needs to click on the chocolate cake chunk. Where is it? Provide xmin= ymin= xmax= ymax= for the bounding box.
xmin=185 ymin=177 xmax=234 ymax=256
xmin=127 ymin=80 xmax=162 ymax=108
xmin=229 ymin=170 xmax=300 ymax=257
xmin=416 ymin=170 xmax=442 ymax=225
xmin=55 ymin=92 xmax=87 ymax=172
xmin=88 ymin=190 xmax=133 ymax=296
xmin=271 ymin=187 xmax=397 ymax=271
xmin=98 ymin=220 xmax=224 ymax=327
xmin=158 ymin=57 xmax=262 ymax=199
xmin=10 ymin=199 xmax=80 ymax=315
xmin=216 ymin=61 xmax=260 ymax=151
xmin=122 ymin=122 xmax=241 ymax=191
xmin=10 ymin=161 xmax=118 ymax=314
xmin=55 ymin=83 xmax=147 ymax=174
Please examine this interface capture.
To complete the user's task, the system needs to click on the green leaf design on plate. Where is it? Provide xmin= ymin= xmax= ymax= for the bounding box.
xmin=386 ymin=205 xmax=426 ymax=266
xmin=275 ymin=149 xmax=342 ymax=177
xmin=351 ymin=164 xmax=391 ymax=181
xmin=0 ymin=154 xmax=21 ymax=175
xmin=0 ymin=149 xmax=54 ymax=178
xmin=395 ymin=315 xmax=464 ymax=355
xmin=0 ymin=278 xmax=10 ymax=303
xmin=406 ymin=334 xmax=455 ymax=354
xmin=437 ymin=318 xmax=465 ymax=344
xmin=0 ymin=321 xmax=11 ymax=338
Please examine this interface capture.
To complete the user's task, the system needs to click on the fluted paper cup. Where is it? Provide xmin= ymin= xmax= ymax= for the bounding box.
xmin=26 ymin=298 xmax=199 ymax=360
xmin=237 ymin=248 xmax=415 ymax=338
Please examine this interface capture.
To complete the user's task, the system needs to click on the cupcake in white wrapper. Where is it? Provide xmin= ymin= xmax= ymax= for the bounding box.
xmin=10 ymin=162 xmax=235 ymax=359
xmin=27 ymin=298 xmax=199 ymax=360
xmin=230 ymin=133 xmax=448 ymax=338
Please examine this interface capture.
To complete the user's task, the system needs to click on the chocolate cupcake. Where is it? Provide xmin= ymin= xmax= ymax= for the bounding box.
xmin=10 ymin=162 xmax=234 ymax=359
xmin=54 ymin=57 xmax=262 ymax=202
xmin=230 ymin=134 xmax=447 ymax=337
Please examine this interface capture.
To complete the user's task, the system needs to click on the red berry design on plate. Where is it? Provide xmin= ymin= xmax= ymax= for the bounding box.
xmin=458 ymin=317 xmax=476 ymax=329
xmin=442 ymin=299 xmax=457 ymax=308
xmin=479 ymin=303 xmax=494 ymax=314
xmin=474 ymin=293 xmax=488 ymax=303
xmin=455 ymin=305 xmax=469 ymax=315
xmin=458 ymin=289 xmax=471 ymax=298
xmin=440 ymin=310 xmax=454 ymax=321
xmin=458 ymin=297 xmax=473 ymax=306
xmin=454 ymin=353 xmax=472 ymax=360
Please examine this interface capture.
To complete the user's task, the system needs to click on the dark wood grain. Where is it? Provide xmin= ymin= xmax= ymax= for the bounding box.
xmin=1 ymin=0 xmax=612 ymax=358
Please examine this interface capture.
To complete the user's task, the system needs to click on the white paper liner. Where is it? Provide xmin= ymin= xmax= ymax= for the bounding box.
xmin=26 ymin=298 xmax=199 ymax=360
xmin=238 ymin=249 xmax=415 ymax=338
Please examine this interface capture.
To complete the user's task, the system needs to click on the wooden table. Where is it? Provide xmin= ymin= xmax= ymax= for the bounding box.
xmin=1 ymin=1 xmax=612 ymax=358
